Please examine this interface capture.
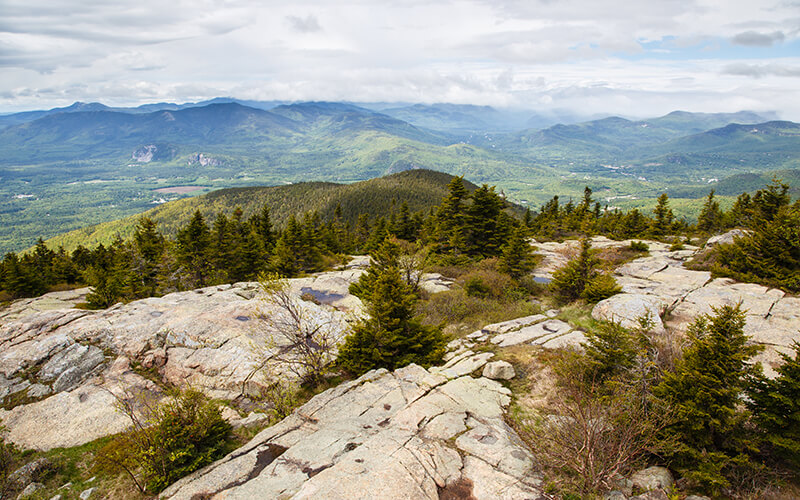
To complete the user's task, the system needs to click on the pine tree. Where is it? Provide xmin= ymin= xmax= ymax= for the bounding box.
xmin=748 ymin=342 xmax=800 ymax=469
xmin=549 ymin=238 xmax=620 ymax=303
xmin=176 ymin=210 xmax=212 ymax=287
xmin=697 ymin=189 xmax=722 ymax=233
xmin=337 ymin=253 xmax=445 ymax=375
xmin=499 ymin=225 xmax=535 ymax=279
xmin=654 ymin=304 xmax=762 ymax=493
xmin=464 ymin=184 xmax=507 ymax=257
xmin=651 ymin=193 xmax=674 ymax=238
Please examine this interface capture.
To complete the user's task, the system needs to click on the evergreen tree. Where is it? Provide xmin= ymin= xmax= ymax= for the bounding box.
xmin=549 ymin=238 xmax=620 ymax=303
xmin=464 ymin=184 xmax=507 ymax=257
xmin=651 ymin=193 xmax=674 ymax=238
xmin=748 ymin=342 xmax=800 ymax=469
xmin=337 ymin=254 xmax=445 ymax=375
xmin=714 ymin=203 xmax=800 ymax=292
xmin=499 ymin=225 xmax=535 ymax=279
xmin=175 ymin=210 xmax=212 ymax=287
xmin=654 ymin=304 xmax=762 ymax=493
xmin=130 ymin=217 xmax=166 ymax=298
xmin=697 ymin=189 xmax=722 ymax=233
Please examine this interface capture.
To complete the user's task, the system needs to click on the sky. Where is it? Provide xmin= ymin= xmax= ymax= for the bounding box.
xmin=2 ymin=0 xmax=800 ymax=119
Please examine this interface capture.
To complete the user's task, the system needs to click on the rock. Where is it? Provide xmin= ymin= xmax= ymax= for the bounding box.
xmin=17 ymin=482 xmax=45 ymax=499
xmin=8 ymin=458 xmax=52 ymax=488
xmin=491 ymin=319 xmax=572 ymax=347
xmin=481 ymin=314 xmax=547 ymax=335
xmin=26 ymin=384 xmax=51 ymax=398
xmin=631 ymin=490 xmax=669 ymax=500
xmin=0 ymin=374 xmax=159 ymax=451
xmin=49 ymin=495 xmax=63 ymax=500
xmin=482 ymin=361 xmax=515 ymax=380
xmin=604 ymin=491 xmax=628 ymax=500
xmin=592 ymin=294 xmax=665 ymax=332
xmin=438 ymin=352 xmax=494 ymax=379
xmin=160 ymin=365 xmax=539 ymax=499
xmin=631 ymin=466 xmax=673 ymax=491
xmin=79 ymin=487 xmax=95 ymax=499
xmin=685 ymin=496 xmax=711 ymax=500
xmin=704 ymin=229 xmax=751 ymax=248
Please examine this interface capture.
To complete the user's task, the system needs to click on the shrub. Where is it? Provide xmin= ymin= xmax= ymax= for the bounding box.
xmin=581 ymin=273 xmax=621 ymax=303
xmin=654 ymin=304 xmax=763 ymax=495
xmin=748 ymin=341 xmax=800 ymax=469
xmin=458 ymin=269 xmax=513 ymax=299
xmin=95 ymin=388 xmax=232 ymax=493
xmin=629 ymin=241 xmax=649 ymax=252
xmin=550 ymin=239 xmax=621 ymax=304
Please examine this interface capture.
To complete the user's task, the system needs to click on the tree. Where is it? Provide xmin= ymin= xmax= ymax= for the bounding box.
xmin=714 ymin=203 xmax=800 ymax=292
xmin=549 ymin=238 xmax=620 ymax=303
xmin=650 ymin=193 xmax=674 ymax=238
xmin=499 ymin=225 xmax=535 ymax=279
xmin=464 ymin=184 xmax=507 ymax=257
xmin=654 ymin=304 xmax=762 ymax=494
xmin=337 ymin=260 xmax=445 ymax=375
xmin=175 ymin=211 xmax=212 ymax=287
xmin=748 ymin=342 xmax=800 ymax=468
xmin=697 ymin=189 xmax=722 ymax=233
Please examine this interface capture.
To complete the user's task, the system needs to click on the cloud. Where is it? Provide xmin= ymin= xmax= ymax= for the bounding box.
xmin=722 ymin=62 xmax=800 ymax=77
xmin=731 ymin=30 xmax=786 ymax=46
xmin=285 ymin=14 xmax=322 ymax=33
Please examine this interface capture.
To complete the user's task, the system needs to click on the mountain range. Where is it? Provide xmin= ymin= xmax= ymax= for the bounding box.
xmin=0 ymin=99 xmax=798 ymax=254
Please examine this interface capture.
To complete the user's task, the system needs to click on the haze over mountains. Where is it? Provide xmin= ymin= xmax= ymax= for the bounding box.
xmin=0 ymin=99 xmax=798 ymax=254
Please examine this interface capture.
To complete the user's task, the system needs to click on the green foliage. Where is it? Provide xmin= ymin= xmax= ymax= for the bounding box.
xmin=95 ymin=388 xmax=232 ymax=493
xmin=697 ymin=189 xmax=722 ymax=233
xmin=654 ymin=304 xmax=763 ymax=494
xmin=338 ymin=260 xmax=445 ymax=376
xmin=748 ymin=342 xmax=800 ymax=469
xmin=498 ymin=225 xmax=535 ymax=279
xmin=713 ymin=202 xmax=800 ymax=292
xmin=549 ymin=238 xmax=620 ymax=304
xmin=628 ymin=240 xmax=649 ymax=252
xmin=650 ymin=193 xmax=675 ymax=238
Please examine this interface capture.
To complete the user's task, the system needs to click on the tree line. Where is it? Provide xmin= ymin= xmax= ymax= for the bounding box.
xmin=1 ymin=176 xmax=797 ymax=303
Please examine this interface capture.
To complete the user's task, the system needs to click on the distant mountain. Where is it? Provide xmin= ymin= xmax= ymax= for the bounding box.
xmin=0 ymin=103 xmax=302 ymax=163
xmin=379 ymin=103 xmax=556 ymax=133
xmin=42 ymin=169 xmax=485 ymax=251
xmin=502 ymin=110 xmax=779 ymax=158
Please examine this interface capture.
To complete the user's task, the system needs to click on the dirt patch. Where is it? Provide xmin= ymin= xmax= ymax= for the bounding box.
xmin=153 ymin=186 xmax=207 ymax=194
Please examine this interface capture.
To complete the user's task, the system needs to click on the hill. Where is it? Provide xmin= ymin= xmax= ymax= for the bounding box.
xmin=42 ymin=169 xmax=482 ymax=252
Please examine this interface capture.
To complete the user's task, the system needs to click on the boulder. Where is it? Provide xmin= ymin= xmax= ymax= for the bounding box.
xmin=704 ymin=229 xmax=751 ymax=248
xmin=630 ymin=466 xmax=673 ymax=491
xmin=592 ymin=294 xmax=665 ymax=332
xmin=482 ymin=361 xmax=515 ymax=380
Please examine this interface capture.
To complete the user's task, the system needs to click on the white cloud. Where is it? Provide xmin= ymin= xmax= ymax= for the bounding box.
xmin=1 ymin=0 xmax=799 ymax=119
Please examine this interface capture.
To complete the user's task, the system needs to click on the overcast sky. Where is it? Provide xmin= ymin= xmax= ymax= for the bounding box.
xmin=2 ymin=0 xmax=800 ymax=118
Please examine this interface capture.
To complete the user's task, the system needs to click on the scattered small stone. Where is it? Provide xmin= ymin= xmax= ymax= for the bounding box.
xmin=79 ymin=487 xmax=95 ymax=500
xmin=17 ymin=482 xmax=45 ymax=499
xmin=49 ymin=495 xmax=63 ymax=500
xmin=631 ymin=490 xmax=669 ymax=500
xmin=603 ymin=491 xmax=627 ymax=500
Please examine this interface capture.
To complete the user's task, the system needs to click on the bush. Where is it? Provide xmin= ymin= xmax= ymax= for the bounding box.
xmin=95 ymin=388 xmax=232 ymax=493
xmin=581 ymin=273 xmax=621 ymax=303
xmin=629 ymin=241 xmax=649 ymax=252
xmin=458 ymin=269 xmax=513 ymax=299
xmin=654 ymin=304 xmax=763 ymax=495
xmin=550 ymin=239 xmax=621 ymax=304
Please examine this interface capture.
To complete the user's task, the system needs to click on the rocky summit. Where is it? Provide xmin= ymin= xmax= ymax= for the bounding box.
xmin=0 ymin=235 xmax=798 ymax=498
xmin=161 ymin=363 xmax=539 ymax=499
